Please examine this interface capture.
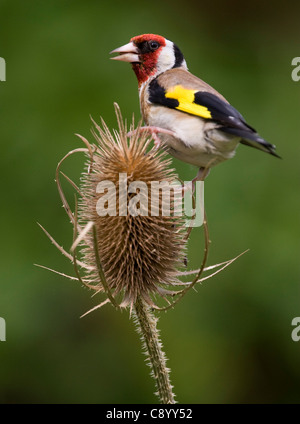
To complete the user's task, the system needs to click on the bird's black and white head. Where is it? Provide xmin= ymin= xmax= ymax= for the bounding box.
xmin=110 ymin=34 xmax=187 ymax=86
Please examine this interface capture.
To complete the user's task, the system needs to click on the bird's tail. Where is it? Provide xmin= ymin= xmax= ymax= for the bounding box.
xmin=221 ymin=127 xmax=281 ymax=158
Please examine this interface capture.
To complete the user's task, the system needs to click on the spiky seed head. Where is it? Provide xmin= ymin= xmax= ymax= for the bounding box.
xmin=78 ymin=104 xmax=186 ymax=307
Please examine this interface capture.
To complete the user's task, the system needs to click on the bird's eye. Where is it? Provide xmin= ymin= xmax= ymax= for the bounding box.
xmin=149 ymin=41 xmax=159 ymax=51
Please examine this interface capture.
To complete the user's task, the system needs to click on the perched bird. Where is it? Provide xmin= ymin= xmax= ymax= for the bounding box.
xmin=110 ymin=34 xmax=279 ymax=181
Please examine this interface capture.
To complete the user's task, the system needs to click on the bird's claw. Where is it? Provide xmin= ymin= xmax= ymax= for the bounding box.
xmin=127 ymin=126 xmax=175 ymax=151
xmin=152 ymin=133 xmax=162 ymax=150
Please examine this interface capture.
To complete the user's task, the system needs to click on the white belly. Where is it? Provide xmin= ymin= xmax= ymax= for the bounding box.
xmin=147 ymin=106 xmax=240 ymax=168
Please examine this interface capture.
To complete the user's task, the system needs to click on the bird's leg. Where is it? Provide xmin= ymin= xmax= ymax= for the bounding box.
xmin=127 ymin=126 xmax=176 ymax=149
xmin=182 ymin=167 xmax=211 ymax=194
xmin=194 ymin=166 xmax=210 ymax=182
xmin=192 ymin=167 xmax=210 ymax=191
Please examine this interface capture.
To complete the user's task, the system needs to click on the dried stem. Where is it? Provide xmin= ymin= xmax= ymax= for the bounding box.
xmin=133 ymin=295 xmax=176 ymax=404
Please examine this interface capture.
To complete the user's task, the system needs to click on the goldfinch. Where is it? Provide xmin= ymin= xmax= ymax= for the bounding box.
xmin=110 ymin=34 xmax=279 ymax=180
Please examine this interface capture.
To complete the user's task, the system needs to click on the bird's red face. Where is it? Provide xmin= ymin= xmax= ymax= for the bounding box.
xmin=111 ymin=34 xmax=170 ymax=86
xmin=130 ymin=34 xmax=166 ymax=85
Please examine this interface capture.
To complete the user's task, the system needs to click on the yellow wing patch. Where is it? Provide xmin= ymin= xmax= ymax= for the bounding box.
xmin=165 ymin=85 xmax=212 ymax=119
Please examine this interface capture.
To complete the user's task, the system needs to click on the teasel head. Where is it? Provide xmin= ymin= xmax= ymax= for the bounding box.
xmin=37 ymin=104 xmax=244 ymax=314
xmin=69 ymin=104 xmax=187 ymax=309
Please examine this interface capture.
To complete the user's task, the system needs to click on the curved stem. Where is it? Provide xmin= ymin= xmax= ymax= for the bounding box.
xmin=133 ymin=296 xmax=176 ymax=404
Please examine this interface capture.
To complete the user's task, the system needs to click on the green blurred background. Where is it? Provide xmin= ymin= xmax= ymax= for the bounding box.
xmin=0 ymin=0 xmax=299 ymax=404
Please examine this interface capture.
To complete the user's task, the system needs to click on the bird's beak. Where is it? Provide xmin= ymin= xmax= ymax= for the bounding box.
xmin=110 ymin=42 xmax=140 ymax=63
